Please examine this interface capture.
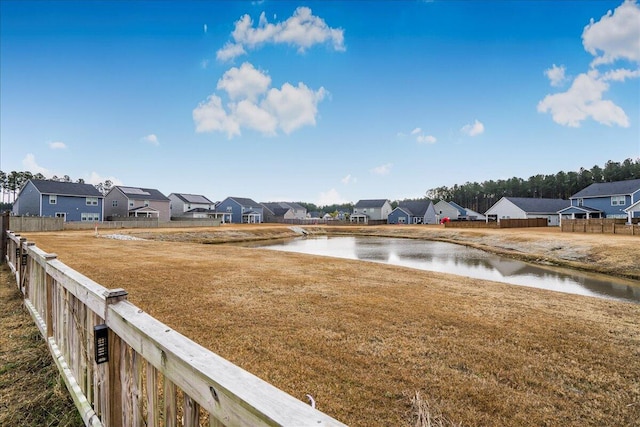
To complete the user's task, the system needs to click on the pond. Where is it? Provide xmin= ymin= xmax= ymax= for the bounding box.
xmin=254 ymin=236 xmax=640 ymax=304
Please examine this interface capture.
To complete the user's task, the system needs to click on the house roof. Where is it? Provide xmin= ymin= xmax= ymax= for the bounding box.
xmin=571 ymin=178 xmax=640 ymax=199
xmin=355 ymin=199 xmax=389 ymax=208
xmin=171 ymin=193 xmax=213 ymax=204
xmin=447 ymin=201 xmax=467 ymax=216
xmin=624 ymin=199 xmax=640 ymax=213
xmin=261 ymin=202 xmax=292 ymax=216
xmin=116 ymin=186 xmax=169 ymax=201
xmin=505 ymin=197 xmax=570 ymax=213
xmin=398 ymin=200 xmax=432 ymax=217
xmin=28 ymin=179 xmax=103 ymax=197
xmin=558 ymin=205 xmax=603 ymax=214
xmin=185 ymin=208 xmax=217 ymax=213
xmin=227 ymin=197 xmax=260 ymax=207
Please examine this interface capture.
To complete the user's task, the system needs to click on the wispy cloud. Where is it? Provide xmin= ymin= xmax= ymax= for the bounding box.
xmin=22 ymin=154 xmax=50 ymax=176
xmin=48 ymin=141 xmax=67 ymax=150
xmin=141 ymin=134 xmax=159 ymax=146
xmin=341 ymin=174 xmax=357 ymax=184
xmin=86 ymin=172 xmax=123 ymax=186
xmin=217 ymin=7 xmax=345 ymax=62
xmin=544 ymin=64 xmax=567 ymax=87
xmin=460 ymin=119 xmax=485 ymax=137
xmin=317 ymin=188 xmax=347 ymax=205
xmin=399 ymin=127 xmax=437 ymax=144
xmin=539 ymin=0 xmax=640 ymax=128
xmin=193 ymin=62 xmax=326 ymax=138
xmin=370 ymin=163 xmax=393 ymax=175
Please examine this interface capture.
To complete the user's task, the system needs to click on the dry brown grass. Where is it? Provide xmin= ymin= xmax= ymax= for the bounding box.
xmin=0 ymin=267 xmax=83 ymax=427
xmin=17 ymin=225 xmax=640 ymax=426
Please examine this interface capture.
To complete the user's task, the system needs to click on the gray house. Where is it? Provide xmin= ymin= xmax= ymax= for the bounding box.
xmin=388 ymin=200 xmax=437 ymax=224
xmin=104 ymin=186 xmax=171 ymax=222
xmin=168 ymin=193 xmax=216 ymax=219
xmin=351 ymin=199 xmax=392 ymax=223
xmin=215 ymin=197 xmax=263 ymax=223
xmin=12 ymin=179 xmax=104 ymax=222
xmin=261 ymin=202 xmax=307 ymax=223
xmin=559 ymin=178 xmax=640 ymax=220
xmin=485 ymin=197 xmax=570 ymax=226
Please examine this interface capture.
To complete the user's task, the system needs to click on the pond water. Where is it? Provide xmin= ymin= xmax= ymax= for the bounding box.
xmin=254 ymin=236 xmax=640 ymax=304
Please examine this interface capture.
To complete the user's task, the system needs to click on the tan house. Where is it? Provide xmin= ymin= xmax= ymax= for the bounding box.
xmin=104 ymin=186 xmax=171 ymax=222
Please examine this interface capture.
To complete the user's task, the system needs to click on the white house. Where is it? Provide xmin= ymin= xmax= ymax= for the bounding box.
xmin=351 ymin=199 xmax=392 ymax=223
xmin=484 ymin=197 xmax=570 ymax=226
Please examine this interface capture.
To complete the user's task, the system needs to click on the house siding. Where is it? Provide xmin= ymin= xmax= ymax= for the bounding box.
xmin=570 ymin=195 xmax=632 ymax=218
xmin=434 ymin=201 xmax=460 ymax=220
xmin=104 ymin=189 xmax=130 ymax=219
xmin=13 ymin=181 xmax=41 ymax=216
xmin=40 ymin=194 xmax=103 ymax=222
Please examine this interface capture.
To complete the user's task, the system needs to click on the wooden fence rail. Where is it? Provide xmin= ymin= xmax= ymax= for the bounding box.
xmin=3 ymin=227 xmax=345 ymax=427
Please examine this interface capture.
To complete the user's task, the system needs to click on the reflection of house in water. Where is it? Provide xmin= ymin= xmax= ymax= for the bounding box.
xmin=486 ymin=258 xmax=532 ymax=277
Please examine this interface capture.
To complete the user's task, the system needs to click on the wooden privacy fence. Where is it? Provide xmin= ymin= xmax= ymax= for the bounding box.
xmin=444 ymin=218 xmax=547 ymax=229
xmin=2 ymin=229 xmax=345 ymax=427
xmin=561 ymin=218 xmax=639 ymax=235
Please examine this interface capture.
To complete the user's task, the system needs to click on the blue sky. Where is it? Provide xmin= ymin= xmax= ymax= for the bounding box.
xmin=1 ymin=1 xmax=639 ymax=205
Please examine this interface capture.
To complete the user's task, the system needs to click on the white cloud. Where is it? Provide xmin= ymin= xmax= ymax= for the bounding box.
xmin=460 ymin=119 xmax=485 ymax=137
xmin=22 ymin=154 xmax=50 ymax=176
xmin=411 ymin=127 xmax=422 ymax=135
xmin=582 ymin=0 xmax=640 ymax=66
xmin=194 ymin=64 xmax=326 ymax=138
xmin=370 ymin=163 xmax=393 ymax=175
xmin=204 ymin=24 xmax=208 ymax=34
xmin=341 ymin=174 xmax=357 ymax=184
xmin=417 ymin=134 xmax=437 ymax=144
xmin=217 ymin=62 xmax=271 ymax=101
xmin=141 ymin=134 xmax=159 ymax=146
xmin=537 ymin=70 xmax=630 ymax=127
xmin=86 ymin=172 xmax=123 ymax=186
xmin=48 ymin=141 xmax=67 ymax=150
xmin=262 ymin=82 xmax=326 ymax=134
xmin=539 ymin=1 xmax=640 ymax=128
xmin=193 ymin=94 xmax=241 ymax=138
xmin=544 ymin=64 xmax=567 ymax=87
xmin=217 ymin=7 xmax=345 ymax=61
xmin=317 ymin=188 xmax=347 ymax=205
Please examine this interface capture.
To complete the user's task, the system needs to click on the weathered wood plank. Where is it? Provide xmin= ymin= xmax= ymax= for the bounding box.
xmin=146 ymin=361 xmax=159 ymax=427
xmin=164 ymin=377 xmax=177 ymax=427
xmin=46 ymin=259 xmax=109 ymax=317
xmin=108 ymin=301 xmax=346 ymax=426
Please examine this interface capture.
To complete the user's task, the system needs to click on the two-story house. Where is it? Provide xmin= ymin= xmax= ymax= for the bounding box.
xmin=104 ymin=186 xmax=171 ymax=222
xmin=388 ymin=200 xmax=437 ymax=224
xmin=215 ymin=197 xmax=263 ymax=223
xmin=261 ymin=202 xmax=307 ymax=223
xmin=559 ymin=178 xmax=640 ymax=220
xmin=168 ymin=193 xmax=216 ymax=219
xmin=350 ymin=199 xmax=392 ymax=224
xmin=12 ymin=179 xmax=104 ymax=222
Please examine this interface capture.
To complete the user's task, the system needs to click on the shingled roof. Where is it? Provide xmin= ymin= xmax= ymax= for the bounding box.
xmin=29 ymin=179 xmax=103 ymax=197
xmin=571 ymin=179 xmax=640 ymax=199
xmin=505 ymin=197 xmax=570 ymax=213
xmin=355 ymin=199 xmax=389 ymax=208
xmin=116 ymin=186 xmax=169 ymax=201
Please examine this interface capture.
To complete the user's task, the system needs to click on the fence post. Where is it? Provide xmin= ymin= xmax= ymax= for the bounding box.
xmin=1 ymin=211 xmax=8 ymax=264
xmin=104 ymin=288 xmax=128 ymax=427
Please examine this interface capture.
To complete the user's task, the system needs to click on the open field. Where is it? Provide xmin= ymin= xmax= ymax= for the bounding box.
xmin=12 ymin=225 xmax=640 ymax=426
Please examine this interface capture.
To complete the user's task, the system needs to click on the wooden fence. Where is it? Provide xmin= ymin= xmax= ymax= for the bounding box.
xmin=561 ymin=218 xmax=639 ymax=235
xmin=444 ymin=218 xmax=547 ymax=229
xmin=1 ymin=227 xmax=345 ymax=426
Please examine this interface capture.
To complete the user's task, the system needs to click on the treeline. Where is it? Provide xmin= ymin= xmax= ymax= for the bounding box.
xmin=426 ymin=158 xmax=640 ymax=214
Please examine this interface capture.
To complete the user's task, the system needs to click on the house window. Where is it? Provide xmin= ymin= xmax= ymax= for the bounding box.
xmin=112 ymin=200 xmax=118 ymax=207
xmin=226 ymin=206 xmax=233 ymax=212
xmin=86 ymin=197 xmax=98 ymax=206
xmin=49 ymin=195 xmax=57 ymax=204
xmin=611 ymin=196 xmax=625 ymax=206
xmin=81 ymin=213 xmax=100 ymax=221
xmin=55 ymin=212 xmax=66 ymax=221
xmin=577 ymin=198 xmax=583 ymax=207
xmin=144 ymin=200 xmax=150 ymax=207
xmin=129 ymin=201 xmax=134 ymax=208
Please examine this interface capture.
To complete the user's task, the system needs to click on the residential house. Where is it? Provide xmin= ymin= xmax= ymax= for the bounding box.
xmin=215 ymin=197 xmax=263 ymax=223
xmin=104 ymin=186 xmax=171 ymax=222
xmin=388 ymin=200 xmax=437 ymax=224
xmin=350 ymin=199 xmax=392 ymax=223
xmin=559 ymin=178 xmax=640 ymax=221
xmin=484 ymin=197 xmax=570 ymax=226
xmin=624 ymin=200 xmax=640 ymax=223
xmin=12 ymin=179 xmax=104 ymax=222
xmin=168 ymin=193 xmax=216 ymax=219
xmin=261 ymin=202 xmax=307 ymax=223
xmin=434 ymin=200 xmax=462 ymax=221
xmin=448 ymin=201 xmax=486 ymax=221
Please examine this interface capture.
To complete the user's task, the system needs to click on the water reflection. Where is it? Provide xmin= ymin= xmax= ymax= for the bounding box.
xmin=257 ymin=236 xmax=640 ymax=304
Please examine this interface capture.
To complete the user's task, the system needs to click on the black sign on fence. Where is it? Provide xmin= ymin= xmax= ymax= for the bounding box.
xmin=94 ymin=325 xmax=109 ymax=364
xmin=21 ymin=253 xmax=27 ymax=266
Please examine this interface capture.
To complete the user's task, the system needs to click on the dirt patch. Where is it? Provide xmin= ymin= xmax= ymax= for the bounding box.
xmin=0 ymin=267 xmax=83 ymax=427
xmin=17 ymin=225 xmax=640 ymax=426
